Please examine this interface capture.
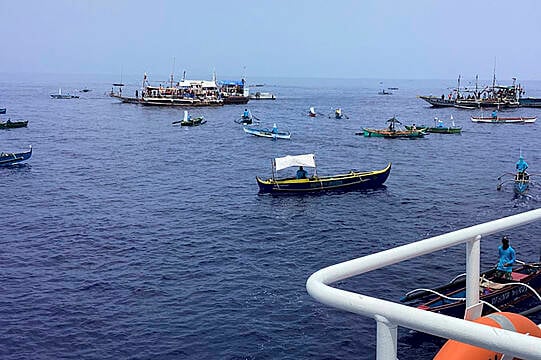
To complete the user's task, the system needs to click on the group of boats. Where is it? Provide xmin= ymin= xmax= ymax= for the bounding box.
xmin=0 ymin=108 xmax=31 ymax=167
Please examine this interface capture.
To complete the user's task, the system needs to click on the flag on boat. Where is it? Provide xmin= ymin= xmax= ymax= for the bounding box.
xmin=274 ymin=154 xmax=316 ymax=171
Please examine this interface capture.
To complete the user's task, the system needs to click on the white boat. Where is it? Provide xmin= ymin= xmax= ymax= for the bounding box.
xmin=249 ymin=91 xmax=276 ymax=100
xmin=470 ymin=116 xmax=537 ymax=123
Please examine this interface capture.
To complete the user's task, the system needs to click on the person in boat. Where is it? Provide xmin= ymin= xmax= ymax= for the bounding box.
xmin=492 ymin=109 xmax=498 ymax=118
xmin=309 ymin=107 xmax=316 ymax=117
xmin=411 ymin=123 xmax=417 ymax=131
xmin=296 ymin=166 xmax=308 ymax=179
xmin=335 ymin=108 xmax=342 ymax=118
xmin=271 ymin=123 xmax=279 ymax=134
xmin=516 ymin=155 xmax=528 ymax=173
xmin=496 ymin=236 xmax=516 ymax=280
xmin=243 ymin=109 xmax=250 ymax=119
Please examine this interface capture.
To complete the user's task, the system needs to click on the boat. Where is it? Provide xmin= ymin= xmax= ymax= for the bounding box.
xmin=399 ymin=261 xmax=541 ymax=318
xmin=405 ymin=116 xmax=462 ymax=134
xmin=0 ymin=145 xmax=32 ymax=166
xmin=50 ymin=88 xmax=79 ymax=99
xmin=256 ymin=153 xmax=391 ymax=194
xmin=249 ymin=92 xmax=276 ymax=100
xmin=0 ymin=120 xmax=28 ymax=129
xmin=172 ymin=110 xmax=206 ymax=126
xmin=378 ymin=89 xmax=393 ymax=95
xmin=329 ymin=108 xmax=348 ymax=119
xmin=79 ymin=88 xmax=92 ymax=93
xmin=218 ymin=79 xmax=249 ymax=104
xmin=497 ymin=155 xmax=536 ymax=195
xmin=470 ymin=115 xmax=536 ymax=123
xmin=243 ymin=124 xmax=291 ymax=140
xmin=235 ymin=109 xmax=259 ymax=125
xmin=360 ymin=117 xmax=426 ymax=138
xmin=0 ymin=108 xmax=6 ymax=114
xmin=308 ymin=107 xmax=317 ymax=117
xmin=418 ymin=74 xmax=522 ymax=109
xmin=519 ymin=97 xmax=541 ymax=108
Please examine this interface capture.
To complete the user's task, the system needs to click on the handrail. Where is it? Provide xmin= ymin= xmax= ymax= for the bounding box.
xmin=306 ymin=208 xmax=541 ymax=359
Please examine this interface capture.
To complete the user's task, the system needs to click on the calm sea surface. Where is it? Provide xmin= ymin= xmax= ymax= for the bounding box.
xmin=1 ymin=73 xmax=540 ymax=359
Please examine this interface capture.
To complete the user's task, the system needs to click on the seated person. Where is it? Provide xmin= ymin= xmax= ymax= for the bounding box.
xmin=296 ymin=166 xmax=308 ymax=179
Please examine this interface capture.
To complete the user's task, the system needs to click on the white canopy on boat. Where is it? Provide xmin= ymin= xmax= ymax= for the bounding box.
xmin=274 ymin=154 xmax=316 ymax=171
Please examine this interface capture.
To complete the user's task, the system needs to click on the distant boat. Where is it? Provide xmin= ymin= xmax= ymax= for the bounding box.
xmin=388 ymin=87 xmax=399 ymax=90
xmin=470 ymin=116 xmax=536 ymax=124
xmin=50 ymin=88 xmax=79 ymax=99
xmin=0 ymin=120 xmax=28 ymax=129
xmin=0 ymin=108 xmax=6 ymax=114
xmin=249 ymin=92 xmax=276 ymax=100
xmin=378 ymin=89 xmax=393 ymax=95
xmin=519 ymin=97 xmax=541 ymax=108
xmin=172 ymin=110 xmax=206 ymax=126
xmin=0 ymin=145 xmax=32 ymax=166
xmin=79 ymin=88 xmax=92 ymax=93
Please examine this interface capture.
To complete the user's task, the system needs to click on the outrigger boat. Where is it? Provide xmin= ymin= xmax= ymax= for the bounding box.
xmin=0 ymin=145 xmax=32 ymax=166
xmin=243 ymin=124 xmax=291 ymax=140
xmin=497 ymin=155 xmax=536 ymax=195
xmin=400 ymin=261 xmax=541 ymax=318
xmin=360 ymin=117 xmax=426 ymax=138
xmin=471 ymin=115 xmax=536 ymax=123
xmin=0 ymin=120 xmax=28 ymax=129
xmin=405 ymin=116 xmax=462 ymax=134
xmin=50 ymin=88 xmax=79 ymax=99
xmin=256 ymin=153 xmax=391 ymax=194
xmin=172 ymin=111 xmax=206 ymax=127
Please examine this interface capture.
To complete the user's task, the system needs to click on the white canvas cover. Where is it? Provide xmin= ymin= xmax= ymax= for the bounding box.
xmin=274 ymin=154 xmax=316 ymax=171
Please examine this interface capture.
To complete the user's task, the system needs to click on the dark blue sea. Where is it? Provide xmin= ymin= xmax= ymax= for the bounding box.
xmin=1 ymin=73 xmax=540 ymax=359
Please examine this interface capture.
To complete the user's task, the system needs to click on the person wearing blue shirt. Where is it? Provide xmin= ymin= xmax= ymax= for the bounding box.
xmin=243 ymin=109 xmax=250 ymax=119
xmin=496 ymin=236 xmax=515 ymax=280
xmin=296 ymin=166 xmax=308 ymax=179
xmin=271 ymin=123 xmax=278 ymax=134
xmin=492 ymin=109 xmax=498 ymax=118
xmin=516 ymin=155 xmax=528 ymax=173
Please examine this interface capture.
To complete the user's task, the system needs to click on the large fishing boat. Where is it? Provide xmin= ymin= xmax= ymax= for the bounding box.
xmin=419 ymin=74 xmax=522 ymax=109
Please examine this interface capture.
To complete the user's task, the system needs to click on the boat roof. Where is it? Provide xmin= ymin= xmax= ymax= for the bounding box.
xmin=274 ymin=154 xmax=316 ymax=171
xmin=217 ymin=80 xmax=244 ymax=86
xmin=177 ymin=80 xmax=217 ymax=89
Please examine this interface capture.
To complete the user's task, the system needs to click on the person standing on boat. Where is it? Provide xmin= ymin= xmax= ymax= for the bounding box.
xmin=243 ymin=108 xmax=250 ymax=119
xmin=492 ymin=109 xmax=498 ymax=118
xmin=516 ymin=155 xmax=528 ymax=173
xmin=496 ymin=236 xmax=516 ymax=280
xmin=296 ymin=166 xmax=308 ymax=179
xmin=271 ymin=123 xmax=279 ymax=134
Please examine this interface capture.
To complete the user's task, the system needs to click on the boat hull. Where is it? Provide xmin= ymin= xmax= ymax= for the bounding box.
xmin=406 ymin=125 xmax=461 ymax=134
xmin=471 ymin=116 xmax=537 ymax=123
xmin=401 ymin=264 xmax=541 ymax=318
xmin=0 ymin=146 xmax=32 ymax=166
xmin=243 ymin=126 xmax=291 ymax=140
xmin=256 ymin=163 xmax=391 ymax=194
xmin=519 ymin=97 xmax=541 ymax=108
xmin=0 ymin=120 xmax=28 ymax=129
xmin=418 ymin=96 xmax=455 ymax=108
xmin=362 ymin=128 xmax=426 ymax=138
xmin=180 ymin=117 xmax=206 ymax=126
xmin=222 ymin=95 xmax=249 ymax=104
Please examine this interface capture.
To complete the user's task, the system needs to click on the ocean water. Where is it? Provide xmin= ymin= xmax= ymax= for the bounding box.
xmin=1 ymin=73 xmax=540 ymax=359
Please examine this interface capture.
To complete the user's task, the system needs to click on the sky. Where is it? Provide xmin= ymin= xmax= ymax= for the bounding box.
xmin=2 ymin=0 xmax=541 ymax=81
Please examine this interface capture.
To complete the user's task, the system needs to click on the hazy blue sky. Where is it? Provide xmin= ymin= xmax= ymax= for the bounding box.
xmin=2 ymin=0 xmax=541 ymax=80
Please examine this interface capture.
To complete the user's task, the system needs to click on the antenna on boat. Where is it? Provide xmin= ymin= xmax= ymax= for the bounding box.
xmin=170 ymin=57 xmax=175 ymax=88
xmin=492 ymin=57 xmax=497 ymax=92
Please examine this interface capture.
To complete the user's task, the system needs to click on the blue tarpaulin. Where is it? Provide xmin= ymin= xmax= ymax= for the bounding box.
xmin=217 ymin=80 xmax=244 ymax=86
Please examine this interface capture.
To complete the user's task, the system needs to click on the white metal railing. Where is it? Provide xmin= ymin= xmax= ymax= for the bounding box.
xmin=306 ymin=208 xmax=541 ymax=359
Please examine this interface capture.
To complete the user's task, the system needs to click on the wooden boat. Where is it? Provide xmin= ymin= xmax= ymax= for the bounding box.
xmin=400 ymin=262 xmax=541 ymax=318
xmin=330 ymin=108 xmax=348 ymax=119
xmin=378 ymin=89 xmax=393 ymax=95
xmin=471 ymin=116 xmax=536 ymax=123
xmin=360 ymin=117 xmax=426 ymax=138
xmin=243 ymin=124 xmax=291 ymax=140
xmin=0 ymin=145 xmax=32 ymax=166
xmin=218 ymin=80 xmax=249 ymax=104
xmin=172 ymin=111 xmax=206 ymax=127
xmin=0 ymin=120 xmax=28 ymax=129
xmin=519 ymin=97 xmax=541 ymax=108
xmin=0 ymin=108 xmax=6 ymax=114
xmin=497 ymin=172 xmax=534 ymax=195
xmin=256 ymin=153 xmax=391 ymax=194
xmin=50 ymin=88 xmax=79 ymax=99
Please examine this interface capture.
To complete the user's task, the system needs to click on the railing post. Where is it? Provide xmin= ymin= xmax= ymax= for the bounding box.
xmin=465 ymin=235 xmax=481 ymax=318
xmin=375 ymin=315 xmax=397 ymax=359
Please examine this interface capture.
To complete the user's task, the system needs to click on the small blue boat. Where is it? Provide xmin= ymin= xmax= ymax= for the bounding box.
xmin=0 ymin=145 xmax=32 ymax=166
xmin=243 ymin=124 xmax=291 ymax=140
xmin=0 ymin=108 xmax=6 ymax=114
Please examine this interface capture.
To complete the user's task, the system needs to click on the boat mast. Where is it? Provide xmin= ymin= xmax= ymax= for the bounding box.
xmin=170 ymin=57 xmax=175 ymax=88
xmin=492 ymin=57 xmax=496 ymax=94
xmin=457 ymin=75 xmax=461 ymax=98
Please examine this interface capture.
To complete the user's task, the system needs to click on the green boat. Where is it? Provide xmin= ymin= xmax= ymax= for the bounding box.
xmin=405 ymin=125 xmax=461 ymax=134
xmin=358 ymin=117 xmax=426 ymax=138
